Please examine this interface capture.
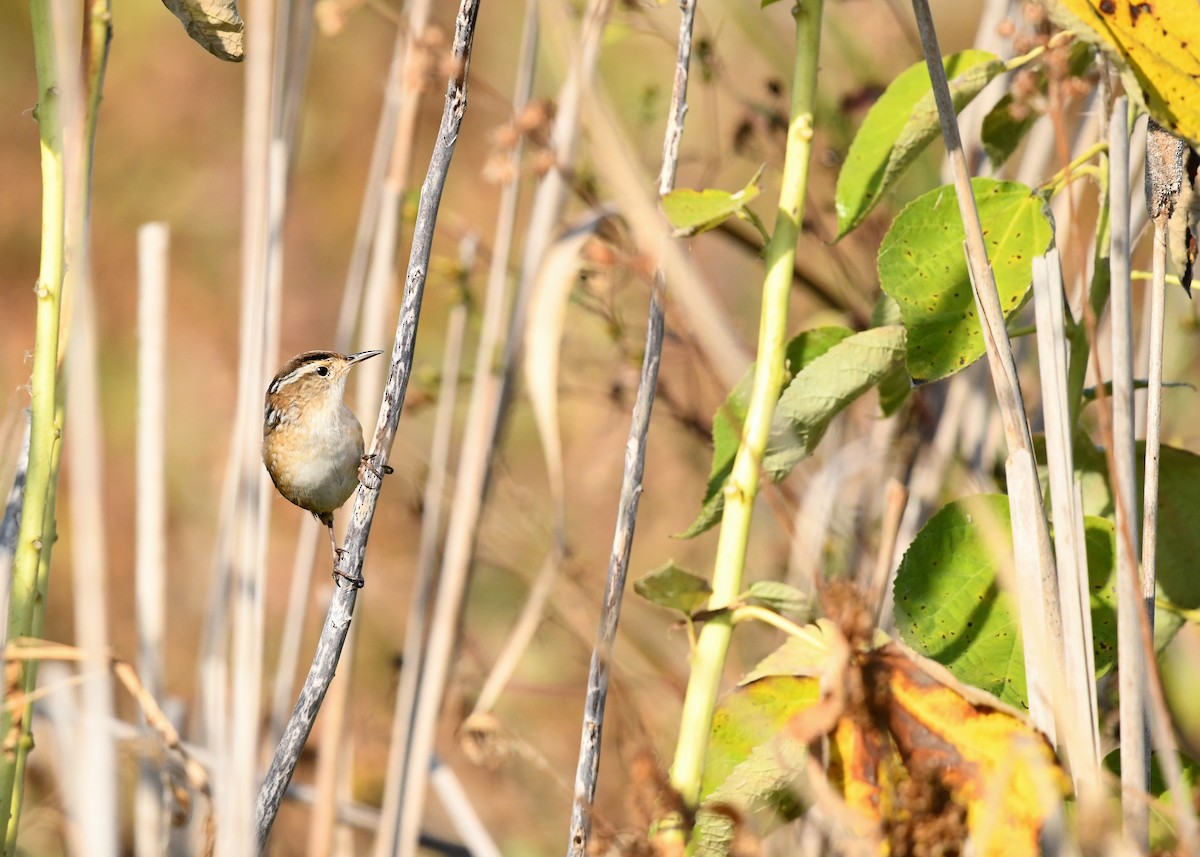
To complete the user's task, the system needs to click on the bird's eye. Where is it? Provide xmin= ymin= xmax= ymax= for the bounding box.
xmin=316 ymin=366 xmax=330 ymax=377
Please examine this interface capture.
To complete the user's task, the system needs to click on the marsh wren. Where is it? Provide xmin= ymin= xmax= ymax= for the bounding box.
xmin=262 ymin=350 xmax=382 ymax=578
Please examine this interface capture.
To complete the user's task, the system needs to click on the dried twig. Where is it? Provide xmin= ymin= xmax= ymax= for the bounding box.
xmin=3 ymin=639 xmax=214 ymax=853
xmin=252 ymin=2 xmax=481 ymax=850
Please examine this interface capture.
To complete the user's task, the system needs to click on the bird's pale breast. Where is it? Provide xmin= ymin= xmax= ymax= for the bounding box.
xmin=263 ymin=401 xmax=364 ymax=515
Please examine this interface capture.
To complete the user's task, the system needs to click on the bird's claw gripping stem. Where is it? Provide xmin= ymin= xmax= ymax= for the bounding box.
xmin=358 ymin=453 xmax=394 ymax=490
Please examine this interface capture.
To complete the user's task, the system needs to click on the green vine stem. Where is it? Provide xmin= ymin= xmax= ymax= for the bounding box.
xmin=3 ymin=0 xmax=112 ymax=846
xmin=667 ymin=0 xmax=823 ymax=812
xmin=1 ymin=0 xmax=68 ymax=839
xmin=4 ymin=401 xmax=63 ymax=855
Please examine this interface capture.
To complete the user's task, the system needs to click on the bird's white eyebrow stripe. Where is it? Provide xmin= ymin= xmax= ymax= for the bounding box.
xmin=268 ymin=361 xmax=324 ymax=394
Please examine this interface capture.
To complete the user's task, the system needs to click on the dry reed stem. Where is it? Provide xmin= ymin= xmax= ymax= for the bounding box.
xmin=372 ymin=294 xmax=468 ymax=857
xmin=1032 ymin=249 xmax=1101 ymax=787
xmin=394 ymin=2 xmax=614 ymax=855
xmin=217 ymin=0 xmax=282 ymax=845
xmin=1108 ymin=98 xmax=1151 ymax=847
xmin=133 ymin=222 xmax=169 ymax=857
xmin=382 ymin=2 xmax=537 ymax=850
xmin=3 ymin=640 xmax=214 ymax=852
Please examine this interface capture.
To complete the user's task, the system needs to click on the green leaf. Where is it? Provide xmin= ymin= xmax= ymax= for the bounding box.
xmin=878 ymin=178 xmax=1053 ymax=383
xmin=1103 ymin=750 xmax=1200 ymax=851
xmin=893 ymin=495 xmax=1028 ymax=708
xmin=678 ymin=327 xmax=854 ymax=539
xmin=633 ymin=561 xmax=711 ymax=615
xmin=1077 ymin=516 xmax=1183 ymax=673
xmin=835 ymin=50 xmax=1005 ymax=238
xmin=763 ymin=325 xmax=907 ymax=479
xmin=745 ymin=581 xmax=810 ymax=616
xmin=695 ymin=737 xmax=808 ymax=857
xmin=1073 ymin=440 xmax=1200 ymax=611
xmin=894 ymin=493 xmax=1180 ymax=710
xmin=700 ymin=676 xmax=819 ymax=802
xmin=981 ymin=93 xmax=1039 ymax=169
xmin=661 ymin=168 xmax=763 ymax=237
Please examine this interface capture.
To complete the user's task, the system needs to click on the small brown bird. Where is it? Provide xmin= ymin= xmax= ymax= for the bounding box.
xmin=262 ymin=350 xmax=382 ymax=566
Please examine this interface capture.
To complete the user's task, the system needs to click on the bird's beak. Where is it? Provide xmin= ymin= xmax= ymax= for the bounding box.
xmin=346 ymin=350 xmax=384 ymax=365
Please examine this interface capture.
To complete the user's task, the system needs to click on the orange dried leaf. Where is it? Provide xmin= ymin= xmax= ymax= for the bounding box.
xmin=866 ymin=645 xmax=1070 ymax=857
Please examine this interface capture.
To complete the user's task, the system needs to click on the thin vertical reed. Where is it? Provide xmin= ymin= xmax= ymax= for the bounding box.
xmin=355 ymin=0 xmax=433 ymax=411
xmin=567 ymin=15 xmax=684 ymax=813
xmin=1140 ymin=207 xmax=1167 ymax=637
xmin=382 ymin=3 xmax=538 ymax=847
xmin=308 ymin=5 xmax=437 ymax=852
xmin=60 ymin=0 xmax=116 ymax=843
xmin=395 ymin=2 xmax=615 ymax=854
xmin=134 ymin=222 xmax=170 ymax=857
xmin=65 ymin=281 xmax=117 ymax=857
xmin=221 ymin=0 xmax=279 ymax=844
xmin=1032 ymin=249 xmax=1099 ymax=786
xmin=373 ymin=295 xmax=468 ymax=857
xmin=1108 ymin=97 xmax=1149 ymax=847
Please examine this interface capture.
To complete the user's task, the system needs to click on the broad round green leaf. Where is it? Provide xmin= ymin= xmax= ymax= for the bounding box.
xmin=893 ymin=495 xmax=1028 ymax=707
xmin=1073 ymin=441 xmax=1200 ymax=610
xmin=894 ymin=493 xmax=1180 ymax=710
xmin=878 ymin=178 xmax=1053 ymax=383
xmin=835 ymin=50 xmax=1004 ymax=238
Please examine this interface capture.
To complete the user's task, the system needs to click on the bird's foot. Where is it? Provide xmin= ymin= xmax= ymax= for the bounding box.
xmin=358 ymin=453 xmax=394 ymax=490
xmin=331 ymin=550 xmax=365 ymax=589
xmin=332 ymin=568 xmax=365 ymax=589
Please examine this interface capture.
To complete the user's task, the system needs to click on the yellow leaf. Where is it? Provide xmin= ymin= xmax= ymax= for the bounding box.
xmin=868 ymin=645 xmax=1071 ymax=857
xmin=1050 ymin=0 xmax=1200 ymax=143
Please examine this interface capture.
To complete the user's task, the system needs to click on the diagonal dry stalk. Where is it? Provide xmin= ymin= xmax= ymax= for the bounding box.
xmin=253 ymin=2 xmax=481 ymax=849
xmin=908 ymin=0 xmax=1063 ymax=743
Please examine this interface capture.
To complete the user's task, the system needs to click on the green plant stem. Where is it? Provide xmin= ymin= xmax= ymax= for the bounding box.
xmin=1 ymin=0 xmax=67 ymax=842
xmin=667 ymin=0 xmax=822 ymax=813
xmin=4 ymin=401 xmax=62 ymax=856
xmin=730 ymin=604 xmax=807 ymax=638
xmin=1040 ymin=141 xmax=1107 ymax=195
